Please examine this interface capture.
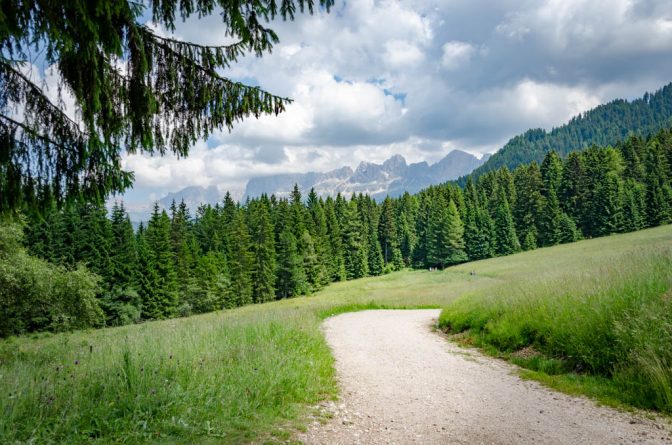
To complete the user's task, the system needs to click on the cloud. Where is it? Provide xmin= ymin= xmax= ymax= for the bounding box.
xmin=117 ymin=0 xmax=672 ymax=204
xmin=441 ymin=41 xmax=475 ymax=70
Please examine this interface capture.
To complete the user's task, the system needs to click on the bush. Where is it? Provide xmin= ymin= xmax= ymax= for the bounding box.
xmin=0 ymin=222 xmax=105 ymax=336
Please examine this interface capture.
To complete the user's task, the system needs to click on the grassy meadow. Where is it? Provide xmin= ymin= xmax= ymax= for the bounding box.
xmin=1 ymin=225 xmax=672 ymax=443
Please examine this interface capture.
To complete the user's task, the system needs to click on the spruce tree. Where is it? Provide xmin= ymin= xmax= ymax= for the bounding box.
xmin=539 ymin=187 xmax=562 ymax=246
xmin=342 ymin=199 xmax=369 ymax=279
xmin=559 ymin=152 xmax=586 ymax=228
xmin=493 ymin=188 xmax=520 ymax=256
xmin=145 ymin=204 xmax=179 ymax=318
xmin=558 ymin=212 xmax=580 ymax=244
xmin=226 ymin=210 xmax=253 ymax=307
xmin=324 ymin=198 xmax=347 ymax=281
xmin=440 ymin=200 xmax=468 ymax=267
xmin=275 ymin=228 xmax=308 ymax=298
xmin=248 ymin=199 xmax=277 ymax=303
xmin=306 ymin=189 xmax=331 ymax=286
xmin=593 ymin=172 xmax=625 ymax=236
xmin=379 ymin=197 xmax=403 ymax=270
xmin=1 ymin=0 xmax=333 ymax=212
xmin=540 ymin=150 xmax=563 ymax=196
xmin=644 ymin=144 xmax=672 ymax=226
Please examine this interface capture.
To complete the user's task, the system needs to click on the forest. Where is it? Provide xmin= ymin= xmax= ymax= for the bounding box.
xmin=466 ymin=82 xmax=672 ymax=182
xmin=2 ymin=127 xmax=671 ymax=336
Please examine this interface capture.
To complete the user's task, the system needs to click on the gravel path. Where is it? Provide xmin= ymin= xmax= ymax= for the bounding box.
xmin=296 ymin=309 xmax=671 ymax=445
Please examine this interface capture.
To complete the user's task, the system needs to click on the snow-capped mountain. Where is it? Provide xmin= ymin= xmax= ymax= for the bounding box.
xmin=243 ymin=150 xmax=489 ymax=200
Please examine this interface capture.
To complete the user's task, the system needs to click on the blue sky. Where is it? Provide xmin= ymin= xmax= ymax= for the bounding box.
xmin=118 ymin=0 xmax=672 ymax=208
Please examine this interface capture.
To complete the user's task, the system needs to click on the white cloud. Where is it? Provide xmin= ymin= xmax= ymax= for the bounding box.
xmin=441 ymin=41 xmax=475 ymax=70
xmin=116 ymin=0 xmax=672 ymax=205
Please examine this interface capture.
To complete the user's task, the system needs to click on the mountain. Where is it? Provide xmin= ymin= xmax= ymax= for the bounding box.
xmin=243 ymin=150 xmax=488 ymax=200
xmin=465 ymin=82 xmax=672 ymax=182
xmin=158 ymin=185 xmax=222 ymax=211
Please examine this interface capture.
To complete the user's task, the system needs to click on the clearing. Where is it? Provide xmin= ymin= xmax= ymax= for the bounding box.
xmin=297 ymin=310 xmax=671 ymax=445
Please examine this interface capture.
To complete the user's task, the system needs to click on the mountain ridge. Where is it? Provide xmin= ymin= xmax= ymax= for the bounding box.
xmin=243 ymin=149 xmax=488 ymax=200
xmin=464 ymin=82 xmax=672 ymax=183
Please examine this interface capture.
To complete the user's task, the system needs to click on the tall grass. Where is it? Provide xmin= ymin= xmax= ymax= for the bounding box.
xmin=439 ymin=247 xmax=672 ymax=412
xmin=1 ymin=225 xmax=671 ymax=443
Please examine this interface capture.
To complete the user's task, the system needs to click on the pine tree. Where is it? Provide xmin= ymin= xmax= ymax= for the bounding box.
xmin=540 ymin=150 xmax=563 ymax=196
xmin=189 ymin=251 xmax=230 ymax=313
xmin=644 ymin=144 xmax=672 ymax=226
xmin=559 ymin=152 xmax=586 ymax=229
xmin=440 ymin=200 xmax=468 ymax=267
xmin=513 ymin=162 xmax=544 ymax=242
xmin=275 ymin=228 xmax=308 ymax=298
xmin=464 ymin=179 xmax=493 ymax=260
xmin=379 ymin=197 xmax=403 ymax=270
xmin=539 ymin=187 xmax=562 ymax=246
xmin=135 ymin=224 xmax=158 ymax=320
xmin=1 ymin=0 xmax=333 ymax=212
xmin=75 ymin=202 xmax=113 ymax=280
xmin=324 ymin=198 xmax=347 ymax=281
xmin=558 ymin=212 xmax=580 ymax=244
xmin=227 ymin=209 xmax=253 ymax=308
xmin=396 ymin=192 xmax=418 ymax=266
xmin=300 ymin=230 xmax=321 ymax=291
xmin=493 ymin=188 xmax=520 ymax=256
xmin=306 ymin=190 xmax=331 ymax=286
xmin=145 ymin=204 xmax=179 ymax=318
xmin=248 ymin=199 xmax=277 ymax=303
xmin=593 ymin=172 xmax=625 ymax=236
xmin=342 ymin=199 xmax=369 ymax=279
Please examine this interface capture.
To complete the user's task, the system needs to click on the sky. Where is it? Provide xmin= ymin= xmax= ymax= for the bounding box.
xmin=120 ymin=0 xmax=672 ymax=206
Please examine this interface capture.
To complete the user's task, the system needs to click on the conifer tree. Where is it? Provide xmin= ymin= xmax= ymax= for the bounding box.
xmin=342 ymin=199 xmax=369 ymax=279
xmin=276 ymin=228 xmax=308 ymax=298
xmin=306 ymin=189 xmax=331 ymax=286
xmin=396 ymin=192 xmax=418 ymax=266
xmin=558 ymin=212 xmax=580 ymax=244
xmin=540 ymin=150 xmax=563 ymax=196
xmin=379 ymin=197 xmax=403 ymax=270
xmin=513 ymin=162 xmax=544 ymax=244
xmin=559 ymin=152 xmax=586 ymax=227
xmin=75 ymin=202 xmax=113 ymax=279
xmin=189 ymin=251 xmax=230 ymax=313
xmin=644 ymin=144 xmax=672 ymax=226
xmin=493 ymin=188 xmax=520 ymax=255
xmin=593 ymin=172 xmax=625 ymax=236
xmin=135 ymin=223 xmax=157 ymax=320
xmin=464 ymin=179 xmax=493 ymax=260
xmin=324 ymin=198 xmax=347 ymax=281
xmin=440 ymin=200 xmax=468 ymax=266
xmin=1 ymin=0 xmax=333 ymax=212
xmin=227 ymin=210 xmax=253 ymax=307
xmin=248 ymin=199 xmax=277 ymax=303
xmin=539 ymin=187 xmax=563 ymax=246
xmin=145 ymin=204 xmax=179 ymax=318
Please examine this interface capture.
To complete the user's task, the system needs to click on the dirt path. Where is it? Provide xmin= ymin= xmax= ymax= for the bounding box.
xmin=296 ymin=310 xmax=671 ymax=445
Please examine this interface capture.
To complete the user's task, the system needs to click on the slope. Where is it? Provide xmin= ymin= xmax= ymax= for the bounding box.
xmin=464 ymin=82 xmax=672 ymax=183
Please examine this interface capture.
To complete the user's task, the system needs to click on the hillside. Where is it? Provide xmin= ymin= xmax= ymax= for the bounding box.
xmin=2 ymin=225 xmax=671 ymax=443
xmin=464 ymin=82 xmax=672 ymax=182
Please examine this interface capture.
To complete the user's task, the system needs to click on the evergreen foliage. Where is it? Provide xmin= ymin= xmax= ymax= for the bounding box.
xmin=9 ymin=127 xmax=672 ymax=335
xmin=0 ymin=0 xmax=333 ymax=212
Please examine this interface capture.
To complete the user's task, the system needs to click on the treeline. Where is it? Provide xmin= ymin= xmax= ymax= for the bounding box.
xmin=467 ymin=82 xmax=672 ymax=182
xmin=5 ymin=128 xmax=672 ymax=334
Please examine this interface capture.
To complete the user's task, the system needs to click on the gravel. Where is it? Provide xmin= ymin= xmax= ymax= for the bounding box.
xmin=295 ymin=309 xmax=671 ymax=445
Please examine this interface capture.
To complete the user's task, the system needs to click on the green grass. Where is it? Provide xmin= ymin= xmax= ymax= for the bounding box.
xmin=439 ymin=227 xmax=672 ymax=413
xmin=2 ymin=225 xmax=672 ymax=443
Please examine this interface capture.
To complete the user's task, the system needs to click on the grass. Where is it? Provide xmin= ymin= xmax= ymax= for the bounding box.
xmin=439 ymin=226 xmax=672 ymax=413
xmin=1 ymin=225 xmax=671 ymax=443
